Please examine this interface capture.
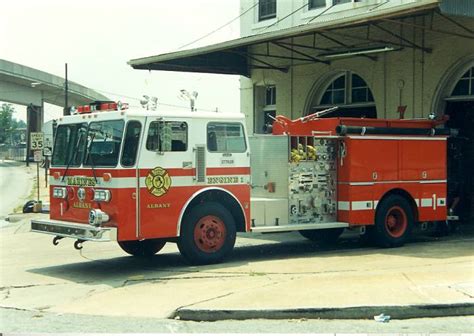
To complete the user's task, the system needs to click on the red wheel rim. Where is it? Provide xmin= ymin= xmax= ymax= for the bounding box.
xmin=385 ymin=206 xmax=407 ymax=238
xmin=193 ymin=215 xmax=226 ymax=253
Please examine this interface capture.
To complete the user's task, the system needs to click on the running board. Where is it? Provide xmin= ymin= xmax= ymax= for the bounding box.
xmin=251 ymin=222 xmax=349 ymax=233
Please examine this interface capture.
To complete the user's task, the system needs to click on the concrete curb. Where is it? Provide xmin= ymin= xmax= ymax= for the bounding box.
xmin=173 ymin=303 xmax=474 ymax=321
xmin=5 ymin=214 xmax=26 ymax=223
xmin=4 ymin=212 xmax=48 ymax=224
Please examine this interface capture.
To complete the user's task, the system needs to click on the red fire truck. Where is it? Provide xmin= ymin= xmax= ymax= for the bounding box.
xmin=31 ymin=101 xmax=455 ymax=264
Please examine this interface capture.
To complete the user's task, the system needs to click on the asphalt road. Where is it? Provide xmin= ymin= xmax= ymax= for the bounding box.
xmin=0 ymin=160 xmax=33 ymax=219
xmin=1 ymin=307 xmax=473 ymax=333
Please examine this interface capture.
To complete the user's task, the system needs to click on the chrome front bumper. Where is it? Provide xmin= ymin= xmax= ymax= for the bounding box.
xmin=31 ymin=219 xmax=117 ymax=242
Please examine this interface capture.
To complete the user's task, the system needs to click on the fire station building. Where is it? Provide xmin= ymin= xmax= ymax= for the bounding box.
xmin=129 ymin=0 xmax=474 ymax=220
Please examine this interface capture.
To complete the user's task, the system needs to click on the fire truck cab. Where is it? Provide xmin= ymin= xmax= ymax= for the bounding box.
xmin=31 ymin=101 xmax=453 ymax=264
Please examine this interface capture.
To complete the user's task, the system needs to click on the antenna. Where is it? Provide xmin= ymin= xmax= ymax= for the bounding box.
xmin=179 ymin=89 xmax=198 ymax=111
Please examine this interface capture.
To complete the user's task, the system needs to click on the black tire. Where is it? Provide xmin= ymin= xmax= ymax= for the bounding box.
xmin=371 ymin=194 xmax=414 ymax=247
xmin=177 ymin=202 xmax=236 ymax=265
xmin=299 ymin=228 xmax=344 ymax=245
xmin=23 ymin=200 xmax=37 ymax=213
xmin=118 ymin=239 xmax=166 ymax=257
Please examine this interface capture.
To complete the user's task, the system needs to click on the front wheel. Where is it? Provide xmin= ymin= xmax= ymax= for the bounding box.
xmin=178 ymin=202 xmax=236 ymax=265
xmin=371 ymin=195 xmax=414 ymax=247
xmin=118 ymin=239 xmax=166 ymax=257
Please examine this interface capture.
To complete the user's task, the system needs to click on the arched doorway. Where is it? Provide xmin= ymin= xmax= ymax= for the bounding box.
xmin=306 ymin=71 xmax=376 ymax=118
xmin=443 ymin=62 xmax=474 ymax=222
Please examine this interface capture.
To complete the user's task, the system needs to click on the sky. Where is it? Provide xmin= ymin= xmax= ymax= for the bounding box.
xmin=1 ymin=0 xmax=242 ymax=122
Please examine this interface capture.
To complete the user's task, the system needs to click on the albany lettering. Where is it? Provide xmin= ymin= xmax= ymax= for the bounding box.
xmin=147 ymin=203 xmax=171 ymax=209
xmin=73 ymin=202 xmax=92 ymax=209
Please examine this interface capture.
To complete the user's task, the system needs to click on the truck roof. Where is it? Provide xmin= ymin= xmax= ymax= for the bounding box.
xmin=56 ymin=108 xmax=246 ymax=125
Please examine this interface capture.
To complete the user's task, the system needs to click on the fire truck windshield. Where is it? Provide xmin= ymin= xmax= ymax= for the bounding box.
xmin=52 ymin=123 xmax=88 ymax=166
xmin=51 ymin=120 xmax=125 ymax=167
xmin=84 ymin=120 xmax=125 ymax=167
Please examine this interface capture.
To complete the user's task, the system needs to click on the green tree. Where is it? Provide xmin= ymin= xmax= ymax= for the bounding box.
xmin=0 ymin=103 xmax=15 ymax=144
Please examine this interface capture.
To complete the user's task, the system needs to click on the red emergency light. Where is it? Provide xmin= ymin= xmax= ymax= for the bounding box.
xmin=73 ymin=101 xmax=128 ymax=114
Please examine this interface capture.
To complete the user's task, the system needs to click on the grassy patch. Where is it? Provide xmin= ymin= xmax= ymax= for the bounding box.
xmin=13 ymin=173 xmax=38 ymax=214
xmin=249 ymin=271 xmax=267 ymax=277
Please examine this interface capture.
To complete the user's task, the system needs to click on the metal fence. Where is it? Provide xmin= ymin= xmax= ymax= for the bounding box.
xmin=0 ymin=145 xmax=26 ymax=161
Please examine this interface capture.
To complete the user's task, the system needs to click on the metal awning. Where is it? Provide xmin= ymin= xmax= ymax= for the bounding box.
xmin=128 ymin=0 xmax=473 ymax=77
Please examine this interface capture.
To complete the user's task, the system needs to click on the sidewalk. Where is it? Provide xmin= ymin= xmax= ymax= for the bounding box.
xmin=6 ymin=161 xmax=50 ymax=219
xmin=173 ymin=226 xmax=474 ymax=321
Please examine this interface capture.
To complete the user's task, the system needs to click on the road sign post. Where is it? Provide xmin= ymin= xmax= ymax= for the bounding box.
xmin=30 ymin=132 xmax=44 ymax=151
xmin=34 ymin=149 xmax=43 ymax=203
xmin=30 ymin=132 xmax=45 ymax=206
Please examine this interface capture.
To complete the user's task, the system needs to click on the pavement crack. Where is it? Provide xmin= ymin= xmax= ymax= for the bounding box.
xmin=2 ymin=288 xmax=11 ymax=300
xmin=402 ymin=272 xmax=418 ymax=287
xmin=0 ymin=305 xmax=38 ymax=312
xmin=174 ymin=291 xmax=235 ymax=312
xmin=0 ymin=283 xmax=62 ymax=291
xmin=121 ymin=274 xmax=245 ymax=287
xmin=450 ymin=286 xmax=474 ymax=299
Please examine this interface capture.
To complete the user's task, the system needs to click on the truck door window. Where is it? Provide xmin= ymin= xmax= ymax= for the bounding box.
xmin=146 ymin=121 xmax=187 ymax=152
xmin=121 ymin=121 xmax=141 ymax=167
xmin=207 ymin=123 xmax=247 ymax=153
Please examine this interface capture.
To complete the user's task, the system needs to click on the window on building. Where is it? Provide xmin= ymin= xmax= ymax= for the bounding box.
xmin=259 ymin=0 xmax=276 ymax=21
xmin=311 ymin=71 xmax=376 ymax=118
xmin=334 ymin=0 xmax=351 ymax=4
xmin=207 ymin=123 xmax=246 ymax=153
xmin=265 ymin=85 xmax=276 ymax=105
xmin=320 ymin=75 xmax=346 ymax=105
xmin=452 ymin=67 xmax=474 ymax=96
xmin=146 ymin=121 xmax=187 ymax=152
xmin=320 ymin=73 xmax=374 ymax=105
xmin=263 ymin=85 xmax=276 ymax=133
xmin=351 ymin=74 xmax=374 ymax=103
xmin=309 ymin=0 xmax=326 ymax=9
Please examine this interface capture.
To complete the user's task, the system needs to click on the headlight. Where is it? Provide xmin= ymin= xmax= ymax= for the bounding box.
xmin=53 ymin=187 xmax=67 ymax=199
xmin=89 ymin=209 xmax=110 ymax=226
xmin=93 ymin=189 xmax=111 ymax=202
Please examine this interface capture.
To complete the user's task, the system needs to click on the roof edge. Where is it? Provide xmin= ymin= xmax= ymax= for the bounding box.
xmin=128 ymin=0 xmax=440 ymax=68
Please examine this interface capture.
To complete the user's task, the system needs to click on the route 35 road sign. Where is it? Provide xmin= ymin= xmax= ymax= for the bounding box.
xmin=30 ymin=132 xmax=44 ymax=150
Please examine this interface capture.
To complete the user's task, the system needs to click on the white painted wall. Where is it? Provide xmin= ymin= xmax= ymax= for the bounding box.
xmin=239 ymin=0 xmax=474 ymax=133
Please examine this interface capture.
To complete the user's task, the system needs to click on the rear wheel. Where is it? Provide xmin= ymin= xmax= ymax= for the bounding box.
xmin=178 ymin=202 xmax=236 ymax=265
xmin=372 ymin=195 xmax=413 ymax=247
xmin=299 ymin=228 xmax=344 ymax=245
xmin=118 ymin=239 xmax=166 ymax=257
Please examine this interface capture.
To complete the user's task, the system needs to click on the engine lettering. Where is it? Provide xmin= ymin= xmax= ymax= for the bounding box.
xmin=207 ymin=176 xmax=239 ymax=185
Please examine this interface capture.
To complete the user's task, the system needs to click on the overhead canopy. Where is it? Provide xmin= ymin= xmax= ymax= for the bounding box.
xmin=127 ymin=0 xmax=474 ymax=77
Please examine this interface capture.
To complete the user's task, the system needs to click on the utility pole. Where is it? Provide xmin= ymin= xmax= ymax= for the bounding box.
xmin=64 ymin=63 xmax=69 ymax=116
xmin=26 ymin=105 xmax=31 ymax=167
